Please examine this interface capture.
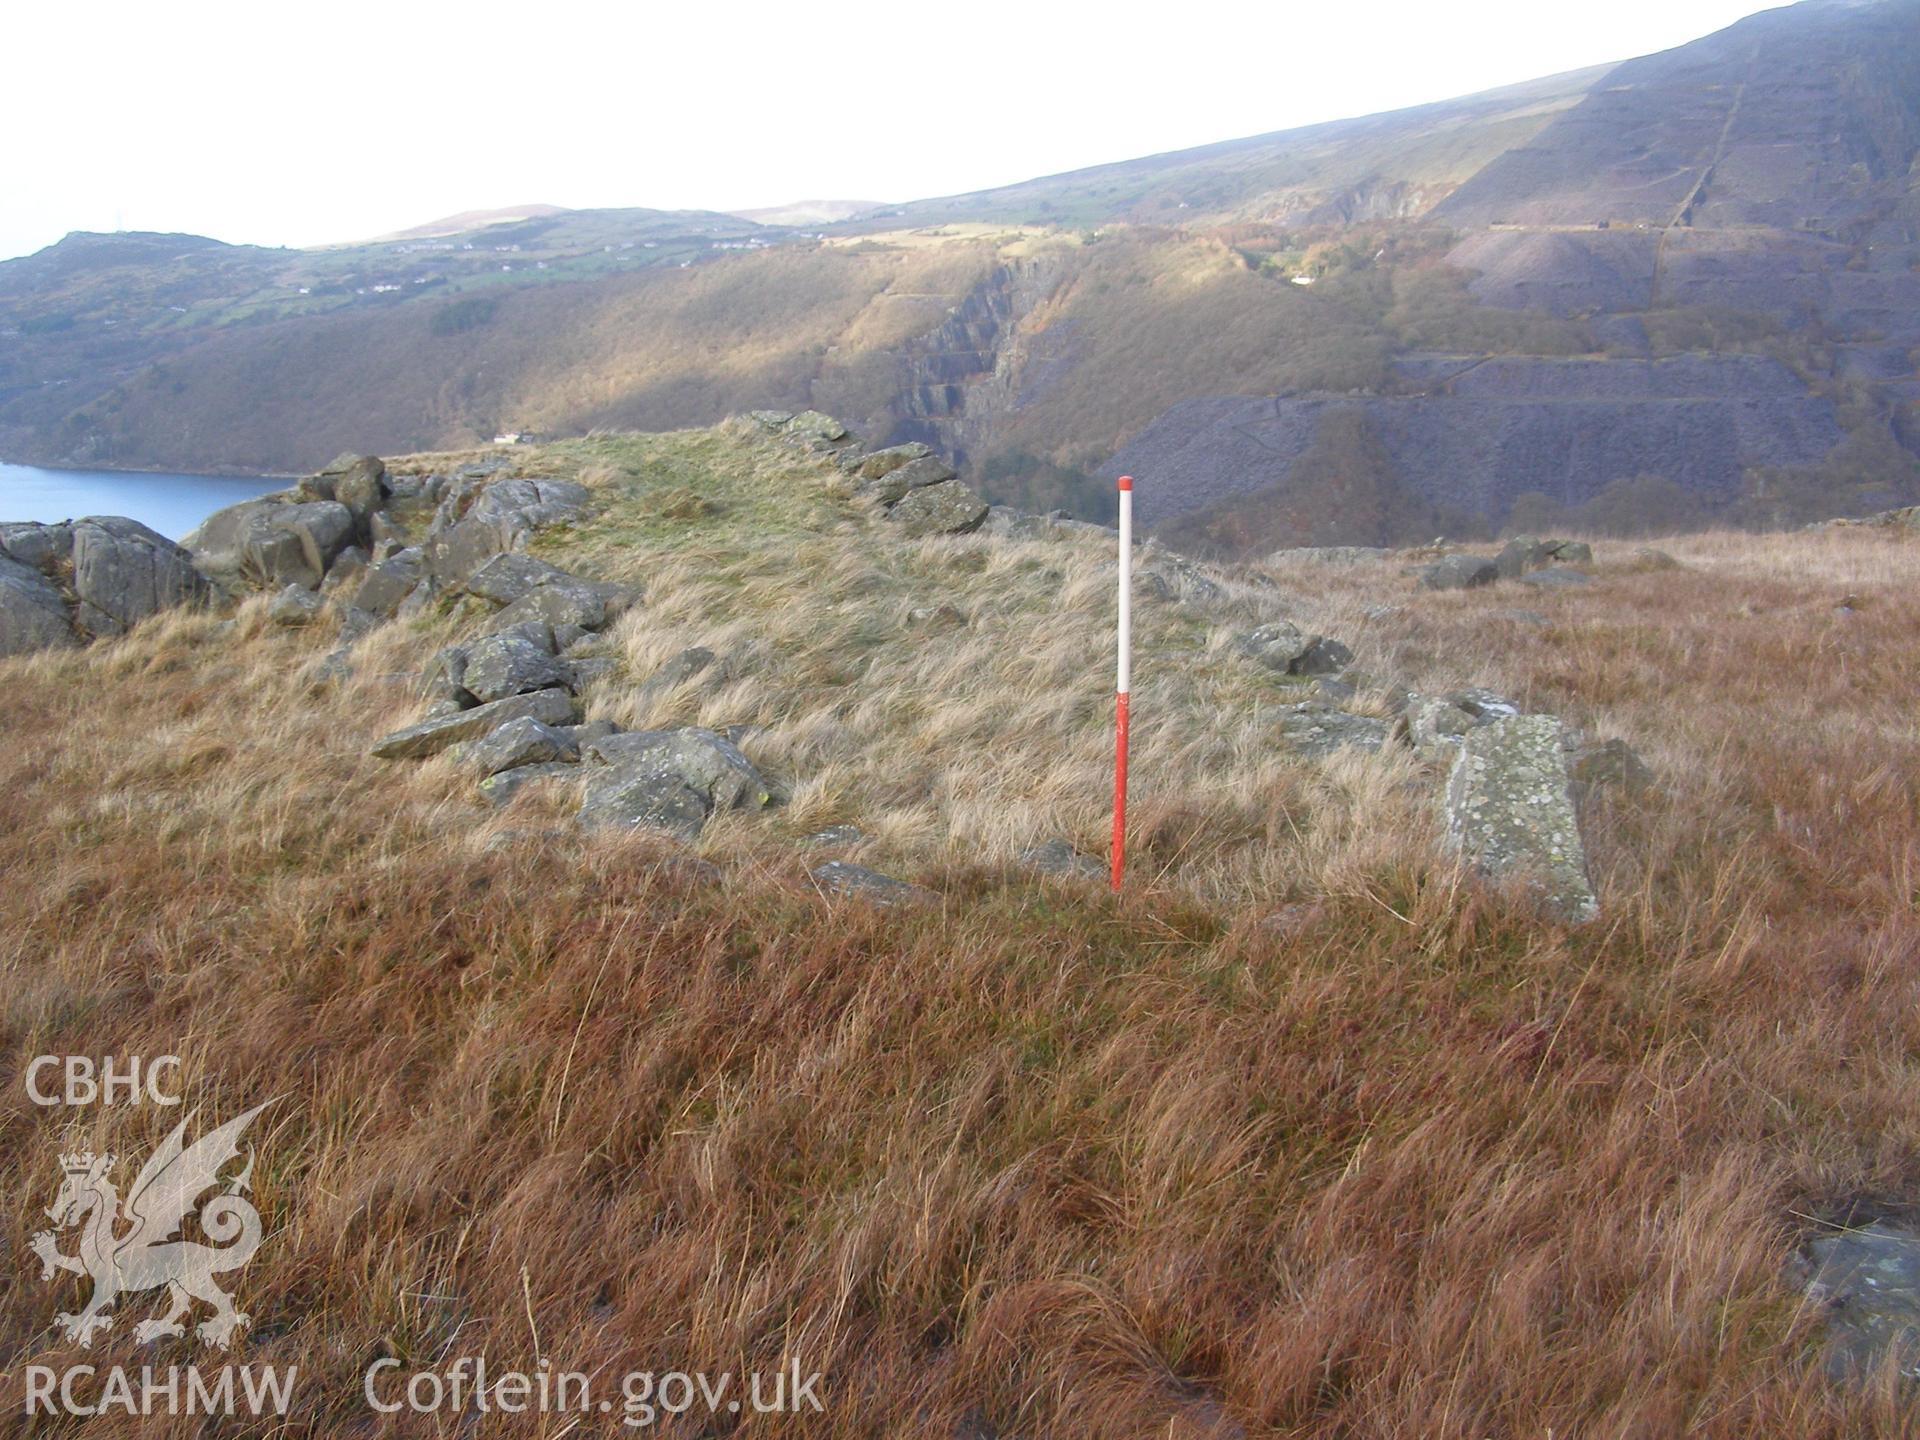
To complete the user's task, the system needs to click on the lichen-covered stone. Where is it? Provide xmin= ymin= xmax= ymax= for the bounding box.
xmin=1443 ymin=714 xmax=1598 ymax=923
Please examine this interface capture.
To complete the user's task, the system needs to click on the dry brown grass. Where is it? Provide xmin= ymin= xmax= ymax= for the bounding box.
xmin=2 ymin=430 xmax=1918 ymax=1435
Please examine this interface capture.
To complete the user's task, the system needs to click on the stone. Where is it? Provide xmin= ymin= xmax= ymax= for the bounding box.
xmin=453 ymin=716 xmax=579 ymax=776
xmin=805 ymin=825 xmax=866 ymax=847
xmin=748 ymin=409 xmax=795 ymax=428
xmin=424 ymin=646 xmax=475 ymax=707
xmin=371 ymin=687 xmax=578 ymax=760
xmin=907 ymin=605 xmax=966 ymax=629
xmin=1630 ymin=547 xmax=1681 ymax=571
xmin=1400 ymin=695 xmax=1481 ymax=759
xmin=558 ymin=719 xmax=622 ymax=747
xmin=268 ymin=584 xmax=325 ymax=626
xmin=567 ymin=656 xmax=621 ymax=689
xmin=187 ymin=498 xmax=354 ymax=591
xmin=320 ymin=546 xmax=370 ymax=596
xmin=851 ymin=443 xmax=932 ymax=480
xmin=1235 ymin=622 xmax=1353 ymax=677
xmin=461 ymin=633 xmax=573 ymax=703
xmin=577 ymin=728 xmax=774 ymax=840
xmin=810 ymin=861 xmax=934 ymax=907
xmin=464 ymin=553 xmax=576 ymax=607
xmin=1277 ymin=702 xmax=1391 ymax=758
xmin=886 ymin=455 xmax=958 ymax=491
xmin=479 ymin=763 xmax=581 ymax=807
xmin=351 ymin=548 xmax=426 ymax=619
xmin=0 ymin=521 xmax=74 ymax=574
xmin=0 ymin=552 xmax=78 ymax=656
xmin=490 ymin=620 xmax=557 ymax=654
xmin=1549 ymin=540 xmax=1593 ymax=565
xmin=489 ymin=579 xmax=632 ymax=633
xmin=1017 ymin=839 xmax=1104 ymax=881
xmin=1796 ymin=1220 xmax=1920 ymax=1383
xmin=1494 ymin=535 xmax=1556 ymax=578
xmin=323 ymin=455 xmax=388 ymax=522
xmin=368 ymin=512 xmax=407 ymax=551
xmin=1520 ymin=566 xmax=1591 ymax=589
xmin=1420 ymin=554 xmax=1500 ymax=591
xmin=68 ymin=516 xmax=210 ymax=638
xmin=887 ymin=480 xmax=989 ymax=537
xmin=785 ymin=410 xmax=848 ymax=442
xmin=1570 ymin=738 xmax=1653 ymax=799
xmin=1443 ymin=714 xmax=1598 ymax=924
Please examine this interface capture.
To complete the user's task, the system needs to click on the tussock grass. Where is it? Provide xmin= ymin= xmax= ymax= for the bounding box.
xmin=1 ymin=428 xmax=1918 ymax=1433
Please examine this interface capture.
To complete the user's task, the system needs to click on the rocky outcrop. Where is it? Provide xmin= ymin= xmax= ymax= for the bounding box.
xmin=0 ymin=517 xmax=208 ymax=655
xmin=752 ymin=411 xmax=990 ymax=538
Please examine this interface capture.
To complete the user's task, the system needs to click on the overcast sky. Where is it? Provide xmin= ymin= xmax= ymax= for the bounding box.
xmin=4 ymin=0 xmax=1790 ymax=261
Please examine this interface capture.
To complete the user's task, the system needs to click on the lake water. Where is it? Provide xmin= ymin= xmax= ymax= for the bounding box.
xmin=0 ymin=461 xmax=283 ymax=541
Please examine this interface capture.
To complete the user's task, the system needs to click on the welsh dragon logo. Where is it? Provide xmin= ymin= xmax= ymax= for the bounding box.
xmin=30 ymin=1101 xmax=272 ymax=1349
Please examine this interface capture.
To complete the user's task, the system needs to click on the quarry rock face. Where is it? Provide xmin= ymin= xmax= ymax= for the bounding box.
xmin=1107 ymin=356 xmax=1846 ymax=532
xmin=1444 ymin=714 xmax=1598 ymax=924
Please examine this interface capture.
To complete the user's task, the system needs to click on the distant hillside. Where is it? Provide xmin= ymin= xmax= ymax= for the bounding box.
xmin=731 ymin=199 xmax=887 ymax=226
xmin=5 ymin=0 xmax=1920 ymax=540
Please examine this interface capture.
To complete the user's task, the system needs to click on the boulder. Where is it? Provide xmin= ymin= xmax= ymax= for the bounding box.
xmin=324 ymin=455 xmax=388 ymax=522
xmin=810 ymin=861 xmax=934 ymax=907
xmin=187 ymin=498 xmax=354 ymax=592
xmin=320 ymin=546 xmax=370 ymax=596
xmin=69 ymin=516 xmax=210 ymax=637
xmin=1550 ymin=541 xmax=1593 ymax=565
xmin=851 ymin=443 xmax=931 ymax=480
xmin=487 ymin=578 xmax=631 ymax=633
xmin=0 ymin=521 xmax=74 ymax=574
xmin=351 ymin=548 xmax=426 ymax=619
xmin=453 ymin=716 xmax=580 ymax=776
xmin=424 ymin=645 xmax=476 ymax=707
xmin=1235 ymin=621 xmax=1353 ymax=677
xmin=1420 ymin=554 xmax=1500 ymax=591
xmin=0 ymin=552 xmax=78 ymax=655
xmin=461 ymin=633 xmax=573 ymax=702
xmin=1277 ymin=702 xmax=1391 ymax=758
xmin=1443 ymin=715 xmax=1598 ymax=924
xmin=1494 ymin=535 xmax=1556 ymax=578
xmin=887 ymin=480 xmax=989 ymax=538
xmin=268 ymin=584 xmax=325 ymax=627
xmin=1796 ymin=1220 xmax=1920 ymax=1383
xmin=1630 ymin=547 xmax=1681 ymax=571
xmin=465 ymin=553 xmax=576 ymax=606
xmin=748 ymin=409 xmax=795 ymax=428
xmin=478 ymin=762 xmax=582 ymax=807
xmin=371 ymin=687 xmax=578 ymax=760
xmin=577 ymin=727 xmax=773 ymax=840
xmin=785 ymin=411 xmax=848 ymax=442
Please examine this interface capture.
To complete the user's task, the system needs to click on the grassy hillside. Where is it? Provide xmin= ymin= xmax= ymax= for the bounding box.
xmin=3 ymin=424 xmax=1919 ymax=1433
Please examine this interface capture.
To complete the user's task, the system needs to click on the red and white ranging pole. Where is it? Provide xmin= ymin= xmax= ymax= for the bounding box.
xmin=1111 ymin=475 xmax=1133 ymax=892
